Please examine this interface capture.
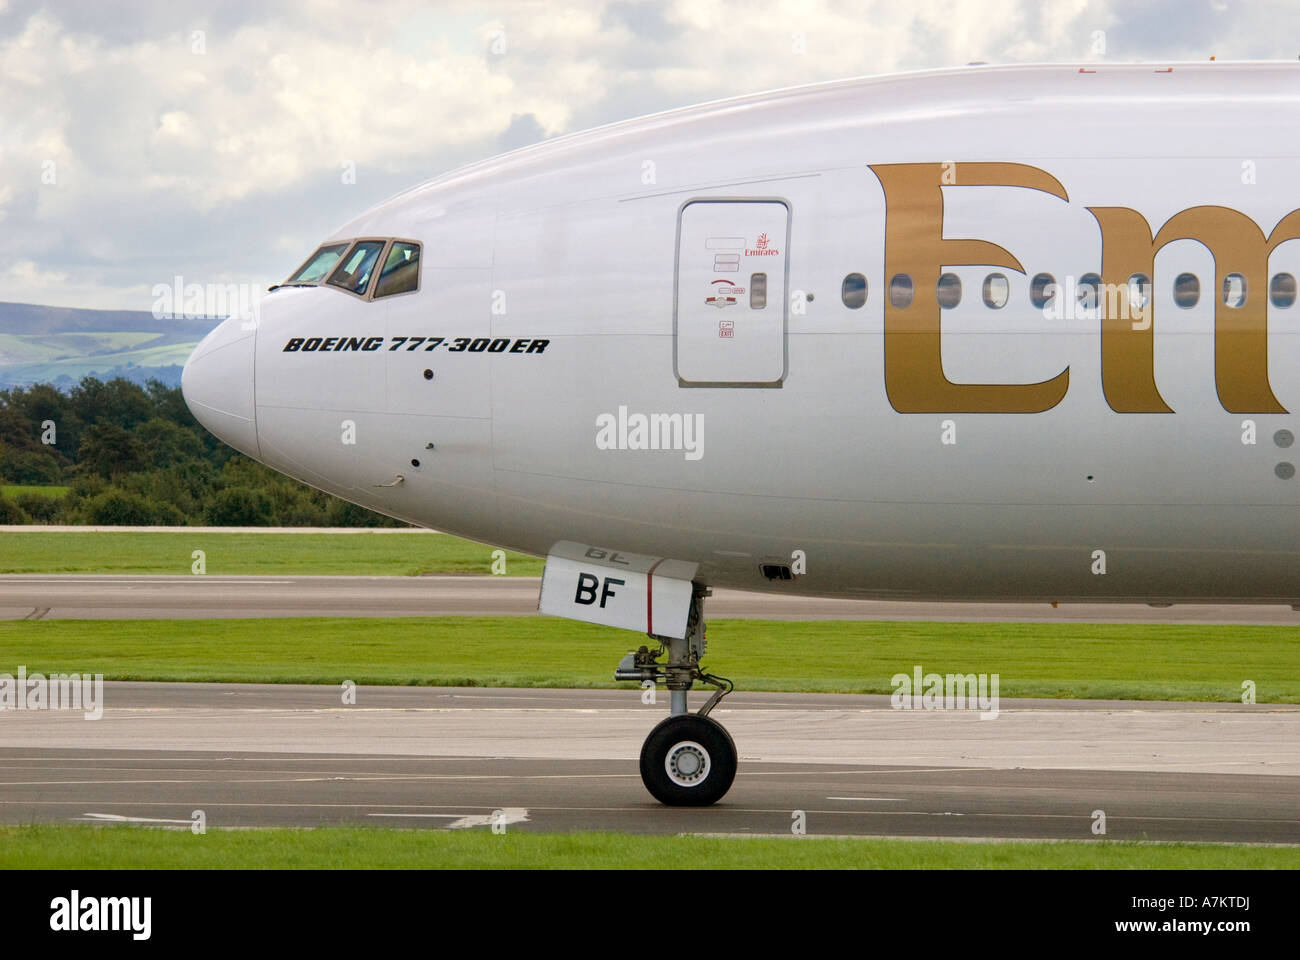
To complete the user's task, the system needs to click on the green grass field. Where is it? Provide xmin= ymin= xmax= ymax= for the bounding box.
xmin=2 ymin=615 xmax=1295 ymax=701
xmin=1 ymin=825 xmax=1293 ymax=869
xmin=1 ymin=485 xmax=68 ymax=499
xmin=0 ymin=530 xmax=542 ymax=575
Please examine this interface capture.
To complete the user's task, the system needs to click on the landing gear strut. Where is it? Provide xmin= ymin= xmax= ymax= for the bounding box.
xmin=615 ymin=586 xmax=737 ymax=805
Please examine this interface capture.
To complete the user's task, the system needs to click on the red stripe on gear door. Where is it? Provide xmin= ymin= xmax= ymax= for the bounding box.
xmin=645 ymin=558 xmax=665 ymax=636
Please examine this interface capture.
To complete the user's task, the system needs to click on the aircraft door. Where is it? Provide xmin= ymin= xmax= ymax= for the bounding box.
xmin=674 ymin=199 xmax=789 ymax=387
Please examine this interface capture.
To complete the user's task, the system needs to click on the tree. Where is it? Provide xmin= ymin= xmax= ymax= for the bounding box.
xmin=146 ymin=378 xmax=192 ymax=426
xmin=77 ymin=423 xmax=142 ymax=479
xmin=67 ymin=377 xmax=152 ymax=431
xmin=207 ymin=486 xmax=274 ymax=526
xmin=0 ymin=378 xmax=400 ymax=527
xmin=0 ymin=497 xmax=27 ymax=524
xmin=133 ymin=418 xmax=204 ymax=469
xmin=0 ymin=446 xmax=63 ymax=484
xmin=82 ymin=491 xmax=156 ymax=525
xmin=16 ymin=493 xmax=62 ymax=522
xmin=0 ymin=406 xmax=36 ymax=455
xmin=17 ymin=383 xmax=71 ymax=432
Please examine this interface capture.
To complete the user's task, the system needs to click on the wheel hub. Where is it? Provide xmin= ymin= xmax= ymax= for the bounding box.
xmin=665 ymin=740 xmax=711 ymax=786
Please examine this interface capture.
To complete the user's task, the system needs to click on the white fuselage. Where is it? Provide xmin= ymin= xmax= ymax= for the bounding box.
xmin=182 ymin=62 xmax=1300 ymax=603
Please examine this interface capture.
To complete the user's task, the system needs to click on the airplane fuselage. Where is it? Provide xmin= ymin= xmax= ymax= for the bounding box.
xmin=183 ymin=62 xmax=1300 ymax=604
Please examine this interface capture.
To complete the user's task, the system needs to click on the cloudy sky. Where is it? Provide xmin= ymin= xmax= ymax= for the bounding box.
xmin=1 ymin=0 xmax=1296 ymax=310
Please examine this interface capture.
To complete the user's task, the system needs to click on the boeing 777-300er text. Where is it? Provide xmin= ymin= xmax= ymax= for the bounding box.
xmin=183 ymin=62 xmax=1300 ymax=805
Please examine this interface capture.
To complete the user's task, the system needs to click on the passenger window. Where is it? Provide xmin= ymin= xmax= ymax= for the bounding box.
xmin=750 ymin=273 xmax=767 ymax=309
xmin=841 ymin=273 xmax=867 ymax=309
xmin=1223 ymin=273 xmax=1248 ymax=308
xmin=1077 ymin=273 xmax=1101 ymax=310
xmin=936 ymin=273 xmax=962 ymax=309
xmin=1173 ymin=272 xmax=1200 ymax=308
xmin=889 ymin=274 xmax=913 ymax=308
xmin=374 ymin=242 xmax=422 ymax=298
xmin=1030 ymin=273 xmax=1056 ymax=310
xmin=286 ymin=242 xmax=350 ymax=284
xmin=982 ymin=273 xmax=1008 ymax=308
xmin=327 ymin=240 xmax=385 ymax=296
xmin=1271 ymin=272 xmax=1297 ymax=308
xmin=1127 ymin=273 xmax=1152 ymax=310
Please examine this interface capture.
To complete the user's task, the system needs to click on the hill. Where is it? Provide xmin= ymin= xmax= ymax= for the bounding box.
xmin=0 ymin=301 xmax=219 ymax=390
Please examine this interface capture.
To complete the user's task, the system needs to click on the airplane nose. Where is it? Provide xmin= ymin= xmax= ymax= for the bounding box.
xmin=181 ymin=316 xmax=260 ymax=458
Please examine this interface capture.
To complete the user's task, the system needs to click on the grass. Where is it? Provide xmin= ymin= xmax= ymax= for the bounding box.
xmin=0 ymin=825 xmax=1293 ymax=869
xmin=1 ymin=485 xmax=68 ymax=499
xmin=0 ymin=616 xmax=1296 ymax=701
xmin=0 ymin=530 xmax=542 ymax=576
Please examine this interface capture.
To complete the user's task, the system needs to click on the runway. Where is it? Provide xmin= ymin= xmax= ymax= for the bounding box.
xmin=2 ymin=683 xmax=1297 ymax=842
xmin=5 ymin=574 xmax=1300 ymax=622
xmin=3 ymin=575 xmax=1298 ymax=845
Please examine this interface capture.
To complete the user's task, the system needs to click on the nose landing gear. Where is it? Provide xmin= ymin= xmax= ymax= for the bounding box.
xmin=615 ymin=587 xmax=737 ymax=806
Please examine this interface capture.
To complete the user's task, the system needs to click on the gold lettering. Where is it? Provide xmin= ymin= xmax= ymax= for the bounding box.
xmin=870 ymin=162 xmax=1070 ymax=413
xmin=1091 ymin=205 xmax=1296 ymax=413
xmin=1088 ymin=207 xmax=1172 ymax=412
xmin=1157 ymin=207 xmax=1288 ymax=413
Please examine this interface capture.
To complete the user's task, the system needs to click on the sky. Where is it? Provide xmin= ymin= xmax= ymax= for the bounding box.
xmin=1 ymin=0 xmax=1297 ymax=310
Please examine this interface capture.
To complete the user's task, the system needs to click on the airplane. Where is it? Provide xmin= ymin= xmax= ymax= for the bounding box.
xmin=182 ymin=61 xmax=1300 ymax=806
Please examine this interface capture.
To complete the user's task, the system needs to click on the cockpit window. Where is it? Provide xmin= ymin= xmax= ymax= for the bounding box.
xmin=278 ymin=237 xmax=422 ymax=300
xmin=326 ymin=240 xmax=385 ymax=296
xmin=374 ymin=242 xmax=421 ymax=298
xmin=285 ymin=243 xmax=350 ymax=284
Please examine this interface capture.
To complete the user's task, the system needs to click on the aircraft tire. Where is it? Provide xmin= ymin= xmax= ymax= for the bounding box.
xmin=639 ymin=713 xmax=737 ymax=806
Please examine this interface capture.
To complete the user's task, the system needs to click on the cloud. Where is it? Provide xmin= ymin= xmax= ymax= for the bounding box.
xmin=1 ymin=0 xmax=1299 ymax=309
xmin=1 ymin=259 xmax=70 ymax=301
xmin=497 ymin=112 xmax=548 ymax=152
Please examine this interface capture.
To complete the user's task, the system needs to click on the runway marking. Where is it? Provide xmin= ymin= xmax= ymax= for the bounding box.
xmin=2 ymin=801 xmax=1289 ymax=837
xmin=447 ymin=808 xmax=529 ymax=830
xmin=0 ymin=758 xmax=993 ymax=776
xmin=0 ymin=764 xmax=644 ymax=780
xmin=0 ymin=763 xmax=985 ymax=781
xmin=370 ymin=808 xmax=532 ymax=829
xmin=742 ymin=768 xmax=975 ymax=776
xmin=3 ymin=800 xmax=1297 ymax=829
xmin=1 ymin=777 xmax=428 ymax=786
xmin=74 ymin=812 xmax=196 ymax=825
xmin=0 ymin=761 xmax=631 ymax=774
xmin=826 ymin=797 xmax=908 ymax=801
